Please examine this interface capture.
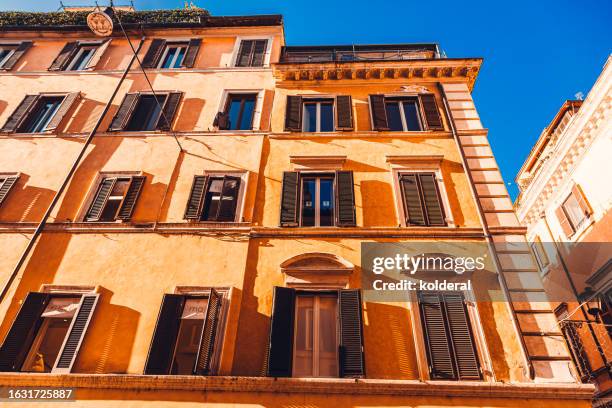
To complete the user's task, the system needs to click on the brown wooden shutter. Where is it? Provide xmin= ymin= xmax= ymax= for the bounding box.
xmin=48 ymin=42 xmax=78 ymax=71
xmin=1 ymin=41 xmax=32 ymax=71
xmin=184 ymin=175 xmax=208 ymax=220
xmin=108 ymin=93 xmax=139 ymax=131
xmin=45 ymin=92 xmax=81 ymax=132
xmin=213 ymin=111 xmax=229 ymax=130
xmin=142 ymin=39 xmax=166 ymax=68
xmin=419 ymin=292 xmax=455 ymax=379
xmin=84 ymin=39 xmax=111 ymax=70
xmin=181 ymin=38 xmax=201 ymax=68
xmin=194 ymin=289 xmax=222 ymax=375
xmin=85 ymin=178 xmax=115 ymax=221
xmin=117 ymin=176 xmax=146 ymax=220
xmin=335 ymin=95 xmax=354 ymax=131
xmin=0 ymin=175 xmax=19 ymax=207
xmin=339 ymin=289 xmax=365 ymax=378
xmin=284 ymin=96 xmax=302 ymax=131
xmin=53 ymin=294 xmax=99 ymax=373
xmin=217 ymin=176 xmax=241 ymax=221
xmin=157 ymin=91 xmax=183 ymax=130
xmin=419 ymin=94 xmax=443 ymax=130
xmin=251 ymin=39 xmax=268 ymax=67
xmin=400 ymin=174 xmax=426 ymax=226
xmin=0 ymin=292 xmax=49 ymax=372
xmin=369 ymin=94 xmax=388 ymax=130
xmin=419 ymin=173 xmax=446 ymax=226
xmin=335 ymin=170 xmax=356 ymax=227
xmin=144 ymin=294 xmax=185 ymax=375
xmin=442 ymin=292 xmax=481 ymax=380
xmin=267 ymin=286 xmax=295 ymax=377
xmin=235 ymin=40 xmax=253 ymax=67
xmin=571 ymin=185 xmax=592 ymax=217
xmin=555 ymin=206 xmax=574 ymax=237
xmin=280 ymin=171 xmax=299 ymax=226
xmin=1 ymin=94 xmax=39 ymax=133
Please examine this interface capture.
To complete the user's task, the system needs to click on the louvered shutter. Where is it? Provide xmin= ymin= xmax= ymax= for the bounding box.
xmin=419 ymin=292 xmax=455 ymax=379
xmin=251 ymin=40 xmax=268 ymax=67
xmin=555 ymin=206 xmax=574 ymax=237
xmin=84 ymin=39 xmax=111 ymax=70
xmin=194 ymin=289 xmax=222 ymax=375
xmin=267 ymin=286 xmax=295 ymax=377
xmin=235 ymin=40 xmax=253 ymax=67
xmin=144 ymin=294 xmax=185 ymax=375
xmin=280 ymin=171 xmax=299 ymax=227
xmin=184 ymin=175 xmax=208 ymax=220
xmin=369 ymin=94 xmax=388 ymax=130
xmin=182 ymin=38 xmax=201 ymax=68
xmin=117 ymin=176 xmax=146 ymax=220
xmin=157 ymin=92 xmax=182 ymax=130
xmin=419 ymin=94 xmax=443 ymax=130
xmin=1 ymin=94 xmax=39 ymax=133
xmin=216 ymin=176 xmax=241 ymax=222
xmin=442 ymin=292 xmax=481 ymax=380
xmin=53 ymin=294 xmax=99 ymax=373
xmin=335 ymin=171 xmax=356 ymax=227
xmin=572 ymin=185 xmax=592 ymax=217
xmin=48 ymin=42 xmax=78 ymax=71
xmin=419 ymin=173 xmax=446 ymax=226
xmin=335 ymin=95 xmax=354 ymax=131
xmin=284 ymin=96 xmax=302 ymax=131
xmin=45 ymin=92 xmax=81 ymax=132
xmin=85 ymin=178 xmax=115 ymax=221
xmin=0 ymin=175 xmax=19 ymax=207
xmin=0 ymin=292 xmax=49 ymax=372
xmin=142 ymin=39 xmax=166 ymax=68
xmin=400 ymin=174 xmax=426 ymax=226
xmin=1 ymin=41 xmax=32 ymax=71
xmin=108 ymin=93 xmax=139 ymax=131
xmin=339 ymin=289 xmax=365 ymax=378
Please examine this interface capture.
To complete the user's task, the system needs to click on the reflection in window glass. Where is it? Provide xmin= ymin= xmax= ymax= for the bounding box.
xmin=159 ymin=45 xmax=187 ymax=69
xmin=303 ymin=104 xmax=317 ymax=132
xmin=301 ymin=179 xmax=316 ymax=227
xmin=402 ymin=101 xmax=422 ymax=131
xmin=171 ymin=297 xmax=208 ymax=375
xmin=385 ymin=98 xmax=423 ymax=131
xmin=302 ymin=101 xmax=333 ymax=132
xmin=225 ymin=94 xmax=256 ymax=130
xmin=320 ymin=103 xmax=333 ymax=132
xmin=319 ymin=179 xmax=334 ymax=226
xmin=21 ymin=97 xmax=64 ymax=133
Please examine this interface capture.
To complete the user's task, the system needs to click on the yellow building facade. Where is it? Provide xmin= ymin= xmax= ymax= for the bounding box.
xmin=0 ymin=7 xmax=596 ymax=407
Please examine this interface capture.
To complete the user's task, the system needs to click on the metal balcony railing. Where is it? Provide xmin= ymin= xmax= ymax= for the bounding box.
xmin=280 ymin=48 xmax=436 ymax=64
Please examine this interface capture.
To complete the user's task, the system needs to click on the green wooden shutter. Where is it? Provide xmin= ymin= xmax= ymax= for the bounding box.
xmin=419 ymin=94 xmax=443 ymax=130
xmin=108 ymin=93 xmax=139 ymax=131
xmin=48 ymin=42 xmax=78 ymax=71
xmin=418 ymin=173 xmax=446 ymax=226
xmin=157 ymin=92 xmax=183 ymax=130
xmin=267 ymin=286 xmax=295 ymax=377
xmin=182 ymin=38 xmax=202 ymax=68
xmin=335 ymin=171 xmax=356 ymax=227
xmin=442 ymin=292 xmax=481 ymax=380
xmin=284 ymin=96 xmax=303 ymax=131
xmin=1 ymin=41 xmax=32 ymax=71
xmin=369 ymin=94 xmax=388 ymax=130
xmin=400 ymin=174 xmax=426 ymax=226
xmin=194 ymin=289 xmax=222 ymax=375
xmin=184 ymin=175 xmax=208 ymax=220
xmin=419 ymin=292 xmax=455 ymax=379
xmin=280 ymin=171 xmax=299 ymax=226
xmin=142 ymin=39 xmax=166 ymax=68
xmin=85 ymin=178 xmax=116 ymax=221
xmin=0 ymin=175 xmax=19 ymax=207
xmin=339 ymin=289 xmax=365 ymax=378
xmin=117 ymin=176 xmax=146 ymax=220
xmin=335 ymin=95 xmax=354 ymax=130
xmin=144 ymin=294 xmax=185 ymax=375
xmin=1 ymin=94 xmax=39 ymax=133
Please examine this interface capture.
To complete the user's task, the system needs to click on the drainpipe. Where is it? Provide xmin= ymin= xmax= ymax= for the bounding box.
xmin=0 ymin=36 xmax=146 ymax=304
xmin=437 ymin=83 xmax=535 ymax=380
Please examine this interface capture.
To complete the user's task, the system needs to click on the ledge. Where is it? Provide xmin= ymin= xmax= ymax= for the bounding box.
xmin=0 ymin=374 xmax=595 ymax=400
xmin=250 ymin=226 xmax=486 ymax=239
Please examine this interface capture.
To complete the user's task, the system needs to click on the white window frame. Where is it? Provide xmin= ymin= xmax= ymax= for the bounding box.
xmin=217 ymin=89 xmax=265 ymax=131
xmin=77 ymin=171 xmax=141 ymax=222
xmin=157 ymin=42 xmax=189 ymax=69
xmin=0 ymin=45 xmax=17 ymax=69
xmin=230 ymin=36 xmax=274 ymax=68
xmin=65 ymin=45 xmax=98 ymax=71
xmin=302 ymin=99 xmax=335 ymax=133
xmin=201 ymin=171 xmax=248 ymax=223
xmin=530 ymin=236 xmax=551 ymax=276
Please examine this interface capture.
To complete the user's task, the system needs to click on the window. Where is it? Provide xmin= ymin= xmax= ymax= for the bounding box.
xmin=126 ymin=95 xmax=166 ymax=131
xmin=0 ymin=41 xmax=32 ymax=71
xmin=65 ymin=45 xmax=97 ymax=71
xmin=531 ymin=236 xmax=550 ymax=271
xmin=184 ymin=175 xmax=243 ymax=222
xmin=49 ymin=40 xmax=110 ymax=72
xmin=0 ymin=292 xmax=99 ymax=373
xmin=84 ymin=175 xmax=145 ymax=222
xmin=399 ymin=172 xmax=446 ymax=226
xmin=0 ymin=45 xmax=17 ymax=68
xmin=144 ymin=290 xmax=224 ymax=375
xmin=141 ymin=38 xmax=201 ymax=69
xmin=385 ymin=97 xmax=423 ymax=131
xmin=418 ymin=291 xmax=481 ymax=380
xmin=0 ymin=174 xmax=19 ymax=208
xmin=19 ymin=96 xmax=64 ymax=133
xmin=1 ymin=93 xmax=80 ymax=134
xmin=303 ymin=100 xmax=334 ymax=132
xmin=301 ymin=175 xmax=334 ymax=227
xmin=369 ymin=93 xmax=443 ymax=131
xmin=158 ymin=42 xmax=188 ymax=69
xmin=285 ymin=95 xmax=354 ymax=132
xmin=214 ymin=93 xmax=257 ymax=131
xmin=108 ymin=92 xmax=183 ymax=132
xmin=556 ymin=185 xmax=592 ymax=237
xmin=235 ymin=39 xmax=268 ymax=67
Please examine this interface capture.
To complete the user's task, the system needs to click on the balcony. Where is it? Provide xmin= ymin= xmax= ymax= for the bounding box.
xmin=279 ymin=44 xmax=440 ymax=64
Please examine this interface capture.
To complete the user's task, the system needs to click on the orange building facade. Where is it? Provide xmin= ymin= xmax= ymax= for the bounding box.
xmin=0 ymin=7 xmax=597 ymax=407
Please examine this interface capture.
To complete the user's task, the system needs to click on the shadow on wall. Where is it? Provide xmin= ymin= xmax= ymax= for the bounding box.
xmin=65 ymin=98 xmax=106 ymax=134
xmin=360 ymin=180 xmax=397 ymax=227
xmin=476 ymin=301 xmax=512 ymax=381
xmin=0 ymin=173 xmax=56 ymax=223
xmin=440 ymin=159 xmax=466 ymax=227
xmin=0 ymin=100 xmax=7 ymax=119
xmin=174 ymin=98 xmax=206 ymax=131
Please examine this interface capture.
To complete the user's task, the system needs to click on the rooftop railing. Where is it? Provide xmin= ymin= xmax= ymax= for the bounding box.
xmin=280 ymin=48 xmax=437 ymax=64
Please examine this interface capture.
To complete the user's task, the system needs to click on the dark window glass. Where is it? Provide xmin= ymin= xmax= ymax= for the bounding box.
xmin=402 ymin=101 xmax=422 ymax=131
xmin=303 ymin=103 xmax=317 ymax=132
xmin=385 ymin=98 xmax=423 ymax=131
xmin=224 ymin=94 xmax=256 ymax=130
xmin=125 ymin=95 xmax=166 ymax=131
xmin=201 ymin=176 xmax=241 ymax=221
xmin=160 ymin=45 xmax=187 ymax=69
xmin=302 ymin=100 xmax=334 ymax=132
xmin=301 ymin=178 xmax=316 ymax=227
xmin=319 ymin=178 xmax=334 ymax=226
xmin=67 ymin=46 xmax=96 ymax=71
xmin=99 ymin=178 xmax=130 ymax=221
xmin=300 ymin=176 xmax=334 ymax=227
xmin=385 ymin=101 xmax=403 ymax=131
xmin=0 ymin=47 xmax=16 ymax=67
xmin=20 ymin=96 xmax=64 ymax=133
xmin=202 ymin=178 xmax=224 ymax=221
xmin=320 ymin=103 xmax=334 ymax=132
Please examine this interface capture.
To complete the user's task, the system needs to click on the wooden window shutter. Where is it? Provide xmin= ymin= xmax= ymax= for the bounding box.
xmin=339 ymin=289 xmax=365 ymax=378
xmin=555 ymin=206 xmax=574 ymax=237
xmin=267 ymin=286 xmax=295 ymax=377
xmin=48 ymin=42 xmax=78 ymax=71
xmin=144 ymin=294 xmax=185 ymax=375
xmin=419 ymin=94 xmax=443 ymax=130
xmin=369 ymin=94 xmax=388 ymax=130
xmin=400 ymin=174 xmax=426 ymax=226
xmin=181 ymin=38 xmax=201 ymax=68
xmin=117 ymin=176 xmax=146 ymax=220
xmin=335 ymin=95 xmax=354 ymax=131
xmin=85 ymin=178 xmax=116 ymax=221
xmin=53 ymin=294 xmax=99 ymax=373
xmin=251 ymin=39 xmax=268 ymax=67
xmin=1 ymin=94 xmax=39 ymax=133
xmin=217 ymin=176 xmax=241 ymax=221
xmin=157 ymin=91 xmax=183 ymax=130
xmin=235 ymin=40 xmax=253 ymax=67
xmin=108 ymin=93 xmax=139 ymax=131
xmin=194 ymin=289 xmax=222 ymax=375
xmin=0 ymin=175 xmax=19 ymax=207
xmin=419 ymin=173 xmax=446 ymax=226
xmin=184 ymin=175 xmax=208 ymax=220
xmin=45 ymin=92 xmax=81 ymax=132
xmin=279 ymin=171 xmax=299 ymax=227
xmin=335 ymin=170 xmax=356 ymax=227
xmin=1 ymin=41 xmax=32 ymax=71
xmin=418 ymin=292 xmax=455 ymax=379
xmin=84 ymin=39 xmax=112 ymax=70
xmin=284 ymin=96 xmax=302 ymax=131
xmin=141 ymin=39 xmax=166 ymax=68
xmin=0 ymin=292 xmax=49 ymax=372
xmin=442 ymin=292 xmax=481 ymax=380
xmin=571 ymin=184 xmax=592 ymax=217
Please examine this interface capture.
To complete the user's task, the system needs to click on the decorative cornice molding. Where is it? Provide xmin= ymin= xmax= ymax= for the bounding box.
xmin=289 ymin=155 xmax=347 ymax=170
xmin=386 ymin=155 xmax=444 ymax=165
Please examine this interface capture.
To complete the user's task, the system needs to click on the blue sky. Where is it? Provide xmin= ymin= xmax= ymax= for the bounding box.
xmin=1 ymin=0 xmax=611 ymax=199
